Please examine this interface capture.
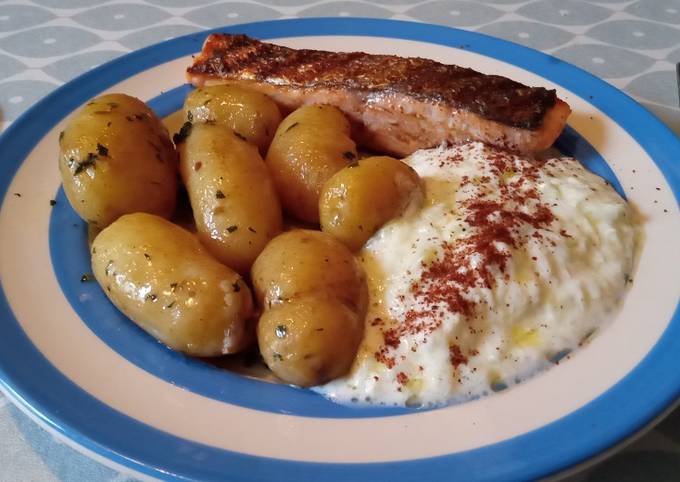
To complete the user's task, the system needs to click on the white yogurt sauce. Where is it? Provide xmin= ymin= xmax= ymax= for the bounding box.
xmin=316 ymin=142 xmax=636 ymax=407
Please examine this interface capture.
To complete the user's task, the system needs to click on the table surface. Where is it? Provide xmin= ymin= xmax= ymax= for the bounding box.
xmin=0 ymin=1 xmax=678 ymax=481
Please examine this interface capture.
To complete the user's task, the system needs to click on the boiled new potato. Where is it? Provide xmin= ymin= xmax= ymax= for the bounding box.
xmin=91 ymin=213 xmax=254 ymax=356
xmin=265 ymin=105 xmax=357 ymax=223
xmin=253 ymin=229 xmax=367 ymax=387
xmin=178 ymin=123 xmax=282 ymax=274
xmin=277 ymin=104 xmax=350 ymax=132
xmin=319 ymin=156 xmax=422 ymax=250
xmin=184 ymin=85 xmax=282 ymax=155
xmin=59 ymin=93 xmax=177 ymax=227
xmin=257 ymin=294 xmax=363 ymax=387
xmin=251 ymin=229 xmax=367 ymax=314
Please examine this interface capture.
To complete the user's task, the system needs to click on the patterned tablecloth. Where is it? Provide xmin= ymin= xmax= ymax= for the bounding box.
xmin=0 ymin=1 xmax=678 ymax=481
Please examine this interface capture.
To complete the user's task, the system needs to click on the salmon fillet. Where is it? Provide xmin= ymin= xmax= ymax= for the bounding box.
xmin=187 ymin=34 xmax=571 ymax=156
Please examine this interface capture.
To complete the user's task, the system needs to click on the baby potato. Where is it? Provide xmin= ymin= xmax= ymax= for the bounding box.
xmin=319 ymin=156 xmax=422 ymax=250
xmin=184 ymin=85 xmax=282 ymax=155
xmin=253 ymin=229 xmax=368 ymax=386
xmin=59 ymin=93 xmax=177 ymax=227
xmin=276 ymin=104 xmax=351 ymax=135
xmin=265 ymin=105 xmax=358 ymax=223
xmin=251 ymin=229 xmax=367 ymax=313
xmin=91 ymin=213 xmax=254 ymax=357
xmin=257 ymin=294 xmax=363 ymax=387
xmin=178 ymin=122 xmax=283 ymax=274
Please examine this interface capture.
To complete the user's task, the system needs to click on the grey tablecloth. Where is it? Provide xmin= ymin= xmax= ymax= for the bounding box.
xmin=1 ymin=1 xmax=678 ymax=481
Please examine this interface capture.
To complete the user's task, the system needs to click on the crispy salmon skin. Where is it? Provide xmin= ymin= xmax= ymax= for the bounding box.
xmin=187 ymin=34 xmax=571 ymax=156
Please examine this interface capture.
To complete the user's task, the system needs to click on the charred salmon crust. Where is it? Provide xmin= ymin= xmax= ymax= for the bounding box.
xmin=187 ymin=34 xmax=571 ymax=155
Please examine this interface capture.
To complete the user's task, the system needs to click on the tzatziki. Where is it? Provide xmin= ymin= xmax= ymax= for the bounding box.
xmin=317 ymin=142 xmax=636 ymax=407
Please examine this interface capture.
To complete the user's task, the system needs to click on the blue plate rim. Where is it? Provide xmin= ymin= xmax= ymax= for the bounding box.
xmin=0 ymin=17 xmax=679 ymax=482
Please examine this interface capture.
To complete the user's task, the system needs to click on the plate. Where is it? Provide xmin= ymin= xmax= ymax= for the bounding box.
xmin=0 ymin=18 xmax=679 ymax=482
